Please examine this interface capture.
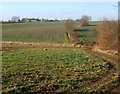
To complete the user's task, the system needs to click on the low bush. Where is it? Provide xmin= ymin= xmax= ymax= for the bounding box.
xmin=97 ymin=19 xmax=118 ymax=51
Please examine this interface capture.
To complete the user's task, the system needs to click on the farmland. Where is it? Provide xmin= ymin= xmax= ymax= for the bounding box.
xmin=2 ymin=47 xmax=118 ymax=93
xmin=1 ymin=21 xmax=119 ymax=93
xmin=2 ymin=21 xmax=98 ymax=43
xmin=2 ymin=22 xmax=68 ymax=43
xmin=77 ymin=25 xmax=97 ymax=42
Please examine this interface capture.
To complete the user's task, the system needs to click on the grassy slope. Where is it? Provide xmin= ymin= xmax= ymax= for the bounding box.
xmin=2 ymin=22 xmax=67 ymax=43
xmin=2 ymin=48 xmax=110 ymax=93
xmin=76 ymin=21 xmax=98 ymax=42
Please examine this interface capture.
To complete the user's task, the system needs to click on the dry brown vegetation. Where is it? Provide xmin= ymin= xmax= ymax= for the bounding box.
xmin=65 ymin=19 xmax=79 ymax=42
xmin=97 ymin=19 xmax=118 ymax=51
xmin=119 ymin=20 xmax=120 ymax=51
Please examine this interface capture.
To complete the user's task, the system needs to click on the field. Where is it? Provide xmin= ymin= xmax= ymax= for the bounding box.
xmin=2 ymin=22 xmax=119 ymax=93
xmin=2 ymin=21 xmax=98 ymax=44
xmin=2 ymin=46 xmax=116 ymax=93
xmin=72 ymin=21 xmax=97 ymax=43
xmin=2 ymin=22 xmax=67 ymax=43
xmin=77 ymin=25 xmax=97 ymax=42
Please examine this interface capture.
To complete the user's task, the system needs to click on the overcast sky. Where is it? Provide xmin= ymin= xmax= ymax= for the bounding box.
xmin=0 ymin=1 xmax=118 ymax=21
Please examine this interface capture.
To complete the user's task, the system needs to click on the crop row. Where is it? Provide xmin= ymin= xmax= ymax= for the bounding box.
xmin=2 ymin=48 xmax=109 ymax=93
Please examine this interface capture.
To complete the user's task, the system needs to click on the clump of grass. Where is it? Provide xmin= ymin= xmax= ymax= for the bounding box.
xmin=97 ymin=18 xmax=118 ymax=51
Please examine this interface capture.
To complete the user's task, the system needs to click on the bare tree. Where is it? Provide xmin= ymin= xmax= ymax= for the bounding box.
xmin=65 ymin=19 xmax=75 ymax=32
xmin=11 ymin=16 xmax=20 ymax=22
xmin=22 ymin=18 xmax=29 ymax=22
xmin=80 ymin=15 xmax=91 ymax=27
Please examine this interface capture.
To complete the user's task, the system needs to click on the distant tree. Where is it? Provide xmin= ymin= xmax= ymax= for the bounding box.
xmin=41 ymin=19 xmax=45 ymax=22
xmin=80 ymin=15 xmax=91 ymax=27
xmin=8 ymin=20 xmax=11 ymax=22
xmin=76 ymin=19 xmax=81 ymax=21
xmin=65 ymin=19 xmax=75 ymax=31
xmin=22 ymin=18 xmax=28 ymax=22
xmin=11 ymin=16 xmax=20 ymax=22
xmin=55 ymin=19 xmax=59 ymax=21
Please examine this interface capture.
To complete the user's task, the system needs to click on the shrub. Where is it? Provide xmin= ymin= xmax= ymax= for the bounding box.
xmin=65 ymin=19 xmax=79 ymax=42
xmin=97 ymin=19 xmax=118 ymax=51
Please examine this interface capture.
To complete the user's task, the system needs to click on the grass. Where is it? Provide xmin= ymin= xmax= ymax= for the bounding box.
xmin=72 ymin=21 xmax=98 ymax=43
xmin=77 ymin=25 xmax=97 ymax=42
xmin=2 ymin=22 xmax=68 ymax=43
xmin=2 ymin=21 xmax=98 ymax=44
xmin=2 ymin=47 xmax=110 ymax=93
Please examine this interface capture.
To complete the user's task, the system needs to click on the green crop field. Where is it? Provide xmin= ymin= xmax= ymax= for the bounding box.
xmin=78 ymin=25 xmax=97 ymax=42
xmin=74 ymin=21 xmax=98 ymax=42
xmin=2 ymin=47 xmax=111 ymax=93
xmin=2 ymin=21 xmax=98 ymax=44
xmin=2 ymin=22 xmax=68 ymax=43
